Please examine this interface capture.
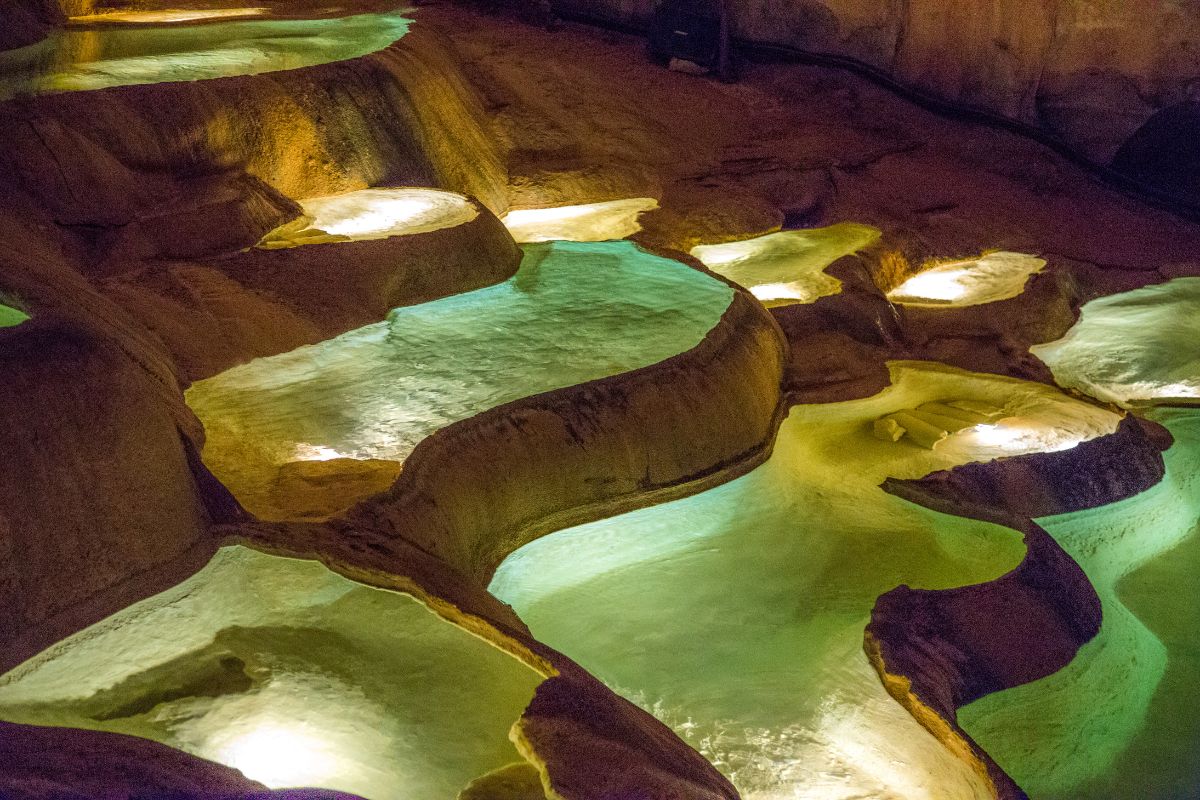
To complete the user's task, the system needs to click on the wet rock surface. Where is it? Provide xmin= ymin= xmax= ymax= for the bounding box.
xmin=0 ymin=2 xmax=1199 ymax=799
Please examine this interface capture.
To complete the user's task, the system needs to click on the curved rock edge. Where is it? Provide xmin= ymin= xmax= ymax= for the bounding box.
xmin=865 ymin=414 xmax=1171 ymax=799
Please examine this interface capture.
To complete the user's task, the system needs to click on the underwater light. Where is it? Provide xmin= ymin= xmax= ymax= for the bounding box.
xmin=887 ymin=252 xmax=1046 ymax=307
xmin=749 ymin=281 xmax=815 ymax=303
xmin=292 ymin=443 xmax=350 ymax=461
xmin=258 ymin=188 xmax=478 ymax=248
xmin=216 ymin=723 xmax=342 ymax=788
xmin=501 ymin=198 xmax=658 ymax=243
xmin=318 ymin=197 xmax=433 ymax=238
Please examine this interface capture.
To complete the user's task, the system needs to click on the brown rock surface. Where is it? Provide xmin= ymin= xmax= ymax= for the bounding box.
xmin=458 ymin=762 xmax=547 ymax=800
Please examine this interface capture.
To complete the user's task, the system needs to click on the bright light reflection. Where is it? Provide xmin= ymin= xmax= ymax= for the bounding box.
xmin=216 ymin=723 xmax=340 ymax=788
xmin=749 ymin=282 xmax=810 ymax=303
xmin=888 ymin=252 xmax=1046 ymax=307
xmin=1031 ymin=277 xmax=1200 ymax=408
xmin=292 ymin=443 xmax=350 ymax=461
xmin=69 ymin=8 xmax=271 ymax=24
xmin=501 ymin=198 xmax=658 ymax=243
xmin=690 ymin=224 xmax=881 ymax=307
xmin=258 ymin=188 xmax=478 ymax=249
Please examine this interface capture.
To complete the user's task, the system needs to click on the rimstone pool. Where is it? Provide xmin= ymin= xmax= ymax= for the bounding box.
xmin=489 ymin=363 xmax=1120 ymax=800
xmin=4 ymin=2 xmax=1200 ymax=797
xmin=0 ymin=10 xmax=412 ymax=99
xmin=0 ymin=546 xmax=544 ymax=800
xmin=186 ymin=240 xmax=734 ymax=517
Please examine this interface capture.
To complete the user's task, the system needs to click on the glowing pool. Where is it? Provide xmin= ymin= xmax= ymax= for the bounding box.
xmin=1031 ymin=277 xmax=1200 ymax=407
xmin=959 ymin=408 xmax=1200 ymax=799
xmin=689 ymin=223 xmax=881 ymax=305
xmin=886 ymin=252 xmax=1046 ymax=307
xmin=500 ymin=198 xmax=659 ymax=243
xmin=0 ymin=546 xmax=543 ymax=799
xmin=0 ymin=10 xmax=411 ymax=99
xmin=488 ymin=362 xmax=1118 ymax=799
xmin=187 ymin=240 xmax=733 ymax=518
xmin=0 ymin=303 xmax=29 ymax=328
xmin=69 ymin=9 xmax=272 ymax=25
xmin=257 ymin=188 xmax=480 ymax=249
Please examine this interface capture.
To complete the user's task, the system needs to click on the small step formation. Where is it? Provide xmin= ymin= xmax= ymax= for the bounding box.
xmin=886 ymin=252 xmax=1046 ymax=307
xmin=873 ymin=400 xmax=1006 ymax=449
xmin=257 ymin=188 xmax=479 ymax=248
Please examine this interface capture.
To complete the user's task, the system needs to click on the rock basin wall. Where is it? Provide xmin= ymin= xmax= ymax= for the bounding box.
xmin=555 ymin=0 xmax=1200 ymax=164
xmin=0 ymin=0 xmax=60 ymax=50
xmin=103 ymin=201 xmax=523 ymax=382
xmin=337 ymin=289 xmax=788 ymax=582
xmin=866 ymin=414 xmax=1171 ymax=798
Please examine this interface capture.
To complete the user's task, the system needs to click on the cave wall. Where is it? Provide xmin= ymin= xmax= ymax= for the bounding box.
xmin=0 ymin=0 xmax=61 ymax=50
xmin=556 ymin=0 xmax=1200 ymax=163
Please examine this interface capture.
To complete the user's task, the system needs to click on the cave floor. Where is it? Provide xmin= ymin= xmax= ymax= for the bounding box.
xmin=3 ymin=2 xmax=1200 ymax=799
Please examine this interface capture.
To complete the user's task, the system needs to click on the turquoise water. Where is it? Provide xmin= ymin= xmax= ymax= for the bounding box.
xmin=188 ymin=240 xmax=733 ymax=516
xmin=0 ymin=10 xmax=411 ymax=99
xmin=487 ymin=365 xmax=1075 ymax=800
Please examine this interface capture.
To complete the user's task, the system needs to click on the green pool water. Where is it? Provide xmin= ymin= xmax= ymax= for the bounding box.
xmin=958 ymin=408 xmax=1200 ymax=799
xmin=689 ymin=223 xmax=881 ymax=305
xmin=1031 ymin=277 xmax=1200 ymax=407
xmin=0 ymin=303 xmax=29 ymax=328
xmin=488 ymin=364 xmax=1114 ymax=800
xmin=0 ymin=546 xmax=544 ymax=799
xmin=187 ymin=240 xmax=733 ymax=516
xmin=0 ymin=10 xmax=411 ymax=99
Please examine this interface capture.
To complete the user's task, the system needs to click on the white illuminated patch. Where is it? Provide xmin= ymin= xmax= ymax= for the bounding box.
xmin=1031 ymin=277 xmax=1200 ymax=408
xmin=501 ymin=198 xmax=658 ymax=243
xmin=691 ymin=224 xmax=881 ymax=307
xmin=259 ymin=188 xmax=479 ymax=249
xmin=749 ymin=282 xmax=813 ymax=303
xmin=69 ymin=8 xmax=271 ymax=24
xmin=292 ymin=443 xmax=350 ymax=461
xmin=887 ymin=252 xmax=1046 ymax=307
xmin=216 ymin=722 xmax=341 ymax=788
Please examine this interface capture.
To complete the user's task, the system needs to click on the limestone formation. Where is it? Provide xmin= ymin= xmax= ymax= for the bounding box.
xmin=1 ymin=2 xmax=1200 ymax=799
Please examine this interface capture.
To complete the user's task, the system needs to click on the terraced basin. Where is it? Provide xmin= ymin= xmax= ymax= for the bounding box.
xmin=0 ymin=9 xmax=411 ymax=99
xmin=0 ymin=546 xmax=543 ymax=800
xmin=187 ymin=240 xmax=734 ymax=518
xmin=489 ymin=362 xmax=1119 ymax=800
xmin=1032 ymin=277 xmax=1200 ymax=407
xmin=690 ymin=223 xmax=880 ymax=305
